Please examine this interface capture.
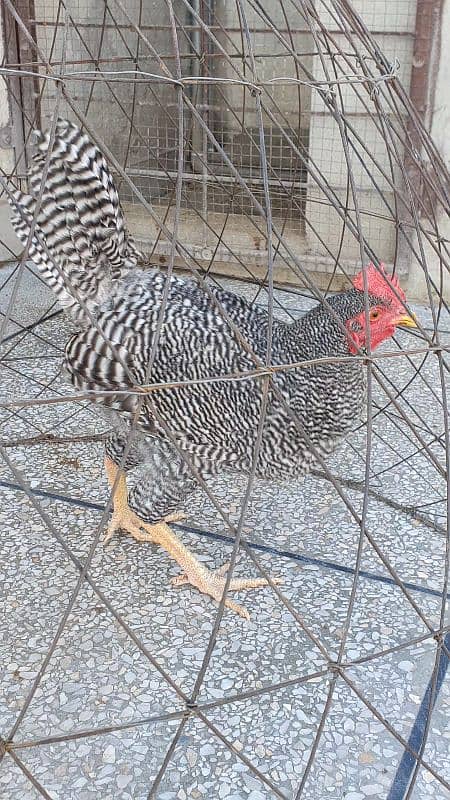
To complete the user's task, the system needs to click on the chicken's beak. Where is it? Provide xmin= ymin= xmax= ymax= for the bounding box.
xmin=394 ymin=313 xmax=418 ymax=328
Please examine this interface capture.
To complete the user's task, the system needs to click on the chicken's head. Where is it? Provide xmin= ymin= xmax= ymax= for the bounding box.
xmin=345 ymin=263 xmax=416 ymax=353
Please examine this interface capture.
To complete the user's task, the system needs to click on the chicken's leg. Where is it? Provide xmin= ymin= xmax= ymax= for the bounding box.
xmin=104 ymin=456 xmax=186 ymax=544
xmin=104 ymin=456 xmax=280 ymax=619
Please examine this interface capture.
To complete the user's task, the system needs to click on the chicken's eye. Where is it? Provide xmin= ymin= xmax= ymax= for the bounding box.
xmin=370 ymin=309 xmax=380 ymax=321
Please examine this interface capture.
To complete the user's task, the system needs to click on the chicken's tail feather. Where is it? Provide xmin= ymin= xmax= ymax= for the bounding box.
xmin=8 ymin=118 xmax=142 ymax=324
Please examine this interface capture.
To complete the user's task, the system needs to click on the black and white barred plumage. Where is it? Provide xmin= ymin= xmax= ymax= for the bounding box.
xmin=9 ymin=119 xmax=141 ymax=324
xmin=10 ymin=120 xmax=387 ymax=524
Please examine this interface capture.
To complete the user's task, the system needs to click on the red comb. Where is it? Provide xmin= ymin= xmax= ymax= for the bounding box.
xmin=352 ymin=263 xmax=406 ymax=304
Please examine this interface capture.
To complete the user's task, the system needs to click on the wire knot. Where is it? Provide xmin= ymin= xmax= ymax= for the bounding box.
xmin=250 ymin=83 xmax=262 ymax=97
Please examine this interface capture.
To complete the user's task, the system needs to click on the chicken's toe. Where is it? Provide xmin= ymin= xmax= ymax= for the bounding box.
xmin=171 ymin=561 xmax=281 ymax=619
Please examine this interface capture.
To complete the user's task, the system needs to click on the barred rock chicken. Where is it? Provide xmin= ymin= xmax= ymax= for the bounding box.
xmin=9 ymin=120 xmax=416 ymax=618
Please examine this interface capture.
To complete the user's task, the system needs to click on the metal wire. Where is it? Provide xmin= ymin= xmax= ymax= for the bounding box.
xmin=1 ymin=1 xmax=449 ymax=798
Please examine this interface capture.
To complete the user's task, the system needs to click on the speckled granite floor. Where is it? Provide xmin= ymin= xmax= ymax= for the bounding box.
xmin=0 ymin=263 xmax=449 ymax=800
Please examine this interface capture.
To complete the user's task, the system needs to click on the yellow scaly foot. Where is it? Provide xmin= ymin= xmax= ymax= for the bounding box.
xmin=104 ymin=456 xmax=281 ymax=618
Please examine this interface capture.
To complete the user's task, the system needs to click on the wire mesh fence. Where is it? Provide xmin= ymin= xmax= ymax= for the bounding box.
xmin=0 ymin=1 xmax=449 ymax=798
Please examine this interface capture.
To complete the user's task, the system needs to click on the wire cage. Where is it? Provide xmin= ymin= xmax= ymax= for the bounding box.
xmin=1 ymin=1 xmax=450 ymax=799
xmin=6 ymin=0 xmax=445 ymax=284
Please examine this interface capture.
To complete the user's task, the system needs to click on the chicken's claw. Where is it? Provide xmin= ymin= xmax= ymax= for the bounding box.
xmin=171 ymin=561 xmax=282 ymax=620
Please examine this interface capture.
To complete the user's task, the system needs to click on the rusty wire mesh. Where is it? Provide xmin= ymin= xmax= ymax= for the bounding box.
xmin=0 ymin=0 xmax=450 ymax=798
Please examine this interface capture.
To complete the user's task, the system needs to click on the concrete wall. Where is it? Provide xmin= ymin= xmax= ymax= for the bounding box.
xmin=0 ymin=27 xmax=12 ymax=171
xmin=430 ymin=0 xmax=450 ymax=165
xmin=0 ymin=10 xmax=20 ymax=262
xmin=1 ymin=0 xmax=449 ymax=300
xmin=406 ymin=0 xmax=450 ymax=301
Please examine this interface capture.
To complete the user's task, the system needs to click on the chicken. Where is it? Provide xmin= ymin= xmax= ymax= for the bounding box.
xmin=9 ymin=119 xmax=417 ymax=618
